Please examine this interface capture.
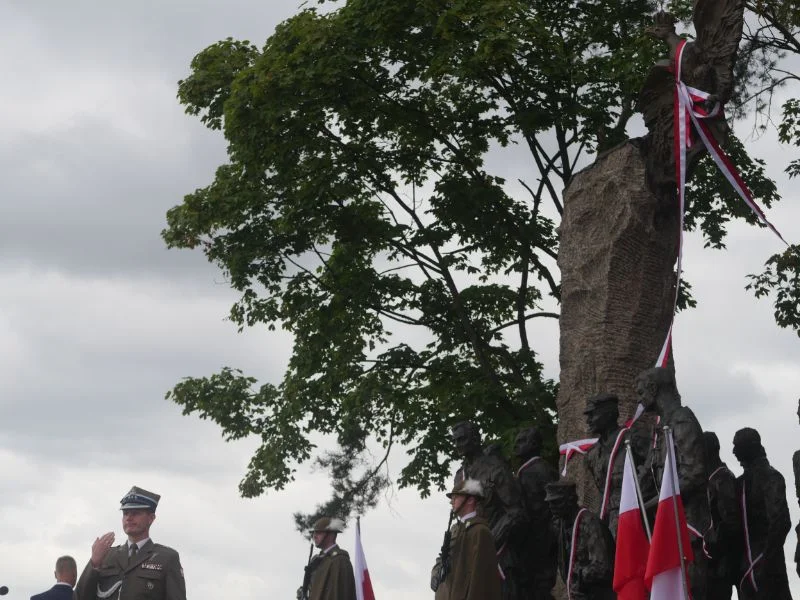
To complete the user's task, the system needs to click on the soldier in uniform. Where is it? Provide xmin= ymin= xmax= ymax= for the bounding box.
xmin=733 ymin=428 xmax=793 ymax=600
xmin=703 ymin=431 xmax=740 ymax=600
xmin=451 ymin=421 xmax=526 ymax=600
xmin=76 ymin=486 xmax=186 ymax=600
xmin=299 ymin=517 xmax=356 ymax=600
xmin=431 ymin=478 xmax=502 ymax=600
xmin=636 ymin=366 xmax=709 ymax=600
xmin=512 ymin=427 xmax=557 ymax=600
xmin=545 ymin=481 xmax=615 ymax=600
xmin=583 ymin=393 xmax=628 ymax=539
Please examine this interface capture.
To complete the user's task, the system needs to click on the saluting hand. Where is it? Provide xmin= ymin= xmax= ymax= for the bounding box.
xmin=91 ymin=532 xmax=116 ymax=568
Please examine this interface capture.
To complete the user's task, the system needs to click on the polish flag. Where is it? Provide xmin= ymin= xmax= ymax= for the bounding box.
xmin=644 ymin=431 xmax=693 ymax=600
xmin=613 ymin=450 xmax=650 ymax=600
xmin=354 ymin=518 xmax=376 ymax=600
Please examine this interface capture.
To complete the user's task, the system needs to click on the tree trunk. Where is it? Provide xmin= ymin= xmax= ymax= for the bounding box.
xmin=556 ymin=140 xmax=679 ymax=508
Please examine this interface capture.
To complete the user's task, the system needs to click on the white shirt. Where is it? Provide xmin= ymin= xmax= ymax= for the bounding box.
xmin=321 ymin=543 xmax=339 ymax=555
xmin=457 ymin=510 xmax=477 ymax=523
xmin=128 ymin=538 xmax=150 ymax=551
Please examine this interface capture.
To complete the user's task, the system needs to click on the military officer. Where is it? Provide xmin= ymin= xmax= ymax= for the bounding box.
xmin=299 ymin=517 xmax=356 ymax=600
xmin=76 ymin=486 xmax=186 ymax=600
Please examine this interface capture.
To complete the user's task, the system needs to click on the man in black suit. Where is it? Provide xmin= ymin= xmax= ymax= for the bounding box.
xmin=31 ymin=555 xmax=77 ymax=600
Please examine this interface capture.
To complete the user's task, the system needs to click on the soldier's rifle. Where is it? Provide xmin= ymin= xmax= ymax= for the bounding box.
xmin=298 ymin=541 xmax=315 ymax=600
xmin=438 ymin=511 xmax=456 ymax=584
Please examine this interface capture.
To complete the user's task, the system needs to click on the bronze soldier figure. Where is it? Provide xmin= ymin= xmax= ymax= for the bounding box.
xmin=545 ymin=481 xmax=615 ymax=600
xmin=636 ymin=367 xmax=709 ymax=600
xmin=512 ymin=427 xmax=557 ymax=600
xmin=451 ymin=421 xmax=526 ymax=600
xmin=734 ymin=428 xmax=793 ymax=600
xmin=76 ymin=486 xmax=186 ymax=600
xmin=431 ymin=479 xmax=502 ymax=600
xmin=583 ymin=393 xmax=628 ymax=539
xmin=703 ymin=431 xmax=740 ymax=600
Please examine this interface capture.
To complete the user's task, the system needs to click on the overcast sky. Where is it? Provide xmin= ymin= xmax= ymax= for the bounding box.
xmin=1 ymin=1 xmax=798 ymax=599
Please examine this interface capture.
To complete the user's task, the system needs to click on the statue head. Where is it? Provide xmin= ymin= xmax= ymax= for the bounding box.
xmin=645 ymin=11 xmax=678 ymax=42
xmin=544 ymin=480 xmax=579 ymax=520
xmin=635 ymin=367 xmax=681 ymax=414
xmin=451 ymin=421 xmax=482 ymax=458
xmin=732 ymin=427 xmax=767 ymax=466
xmin=513 ymin=427 xmax=542 ymax=461
xmin=703 ymin=431 xmax=721 ymax=468
xmin=584 ymin=393 xmax=619 ymax=435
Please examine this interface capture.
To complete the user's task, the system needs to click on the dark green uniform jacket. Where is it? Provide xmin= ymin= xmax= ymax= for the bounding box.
xmin=445 ymin=516 xmax=502 ymax=600
xmin=76 ymin=540 xmax=186 ymax=600
xmin=308 ymin=545 xmax=357 ymax=600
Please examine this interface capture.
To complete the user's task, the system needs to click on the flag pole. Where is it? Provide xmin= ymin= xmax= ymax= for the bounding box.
xmin=663 ymin=426 xmax=691 ymax=600
xmin=625 ymin=439 xmax=652 ymax=542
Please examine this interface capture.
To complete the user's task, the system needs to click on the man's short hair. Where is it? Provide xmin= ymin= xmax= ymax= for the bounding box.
xmin=55 ymin=555 xmax=77 ymax=576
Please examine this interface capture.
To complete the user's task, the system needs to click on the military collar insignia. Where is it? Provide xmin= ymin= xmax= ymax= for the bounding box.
xmin=141 ymin=562 xmax=163 ymax=571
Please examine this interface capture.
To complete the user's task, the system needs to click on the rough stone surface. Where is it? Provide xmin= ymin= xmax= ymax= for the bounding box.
xmin=556 ymin=141 xmax=679 ymax=507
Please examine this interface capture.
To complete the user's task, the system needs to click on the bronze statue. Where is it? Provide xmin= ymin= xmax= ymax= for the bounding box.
xmin=545 ymin=481 xmax=615 ymax=600
xmin=703 ymin=431 xmax=741 ymax=600
xmin=451 ymin=421 xmax=526 ymax=600
xmin=734 ymin=428 xmax=793 ymax=599
xmin=512 ymin=428 xmax=557 ymax=600
xmin=583 ymin=393 xmax=628 ymax=539
xmin=636 ymin=367 xmax=709 ymax=600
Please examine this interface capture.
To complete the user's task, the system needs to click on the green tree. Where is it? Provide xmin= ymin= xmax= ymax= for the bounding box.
xmin=738 ymin=1 xmax=800 ymax=335
xmin=163 ymin=0 xmax=784 ymax=527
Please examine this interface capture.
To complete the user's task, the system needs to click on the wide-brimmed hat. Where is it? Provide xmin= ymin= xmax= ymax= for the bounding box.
xmin=120 ymin=486 xmax=160 ymax=512
xmin=446 ymin=478 xmax=484 ymax=499
xmin=309 ymin=517 xmax=346 ymax=533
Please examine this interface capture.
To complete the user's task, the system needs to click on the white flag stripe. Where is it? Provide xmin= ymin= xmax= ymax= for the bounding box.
xmin=650 ymin=566 xmax=685 ymax=599
xmin=618 ymin=449 xmax=639 ymax=514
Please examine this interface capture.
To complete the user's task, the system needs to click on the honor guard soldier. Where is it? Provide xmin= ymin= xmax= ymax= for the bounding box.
xmin=298 ymin=517 xmax=357 ymax=600
xmin=76 ymin=486 xmax=186 ymax=600
xmin=430 ymin=479 xmax=502 ymax=600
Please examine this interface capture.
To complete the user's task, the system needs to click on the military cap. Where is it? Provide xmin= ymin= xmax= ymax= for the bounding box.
xmin=583 ymin=392 xmax=619 ymax=414
xmin=544 ymin=480 xmax=578 ymax=502
xmin=120 ymin=486 xmax=160 ymax=512
xmin=733 ymin=427 xmax=761 ymax=447
xmin=446 ymin=478 xmax=484 ymax=499
xmin=309 ymin=517 xmax=346 ymax=533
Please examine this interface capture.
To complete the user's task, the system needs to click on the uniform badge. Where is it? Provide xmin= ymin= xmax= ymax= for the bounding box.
xmin=146 ymin=582 xmax=154 ymax=591
xmin=141 ymin=562 xmax=163 ymax=571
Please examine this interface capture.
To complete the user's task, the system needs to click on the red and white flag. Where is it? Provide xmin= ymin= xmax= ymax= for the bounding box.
xmin=644 ymin=430 xmax=693 ymax=600
xmin=613 ymin=449 xmax=650 ymax=600
xmin=354 ymin=518 xmax=376 ymax=600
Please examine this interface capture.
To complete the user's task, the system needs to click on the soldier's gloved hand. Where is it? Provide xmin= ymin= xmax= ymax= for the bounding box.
xmin=430 ymin=556 xmax=443 ymax=592
xmin=296 ymin=586 xmax=304 ymax=600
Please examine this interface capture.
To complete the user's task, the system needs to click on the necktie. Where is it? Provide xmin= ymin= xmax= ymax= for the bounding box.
xmin=129 ymin=543 xmax=138 ymax=558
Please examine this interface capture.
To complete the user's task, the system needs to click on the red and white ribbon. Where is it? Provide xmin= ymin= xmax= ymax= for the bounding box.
xmin=739 ymin=480 xmax=762 ymax=591
xmin=566 ymin=508 xmax=589 ymax=600
xmin=656 ymin=38 xmax=788 ymax=368
xmin=516 ymin=455 xmax=541 ymax=478
xmin=559 ymin=438 xmax=599 ymax=475
xmin=599 ymin=429 xmax=627 ymax=520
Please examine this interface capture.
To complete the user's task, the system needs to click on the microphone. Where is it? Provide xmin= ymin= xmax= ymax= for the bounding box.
xmin=0 ymin=585 xmax=8 ymax=595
